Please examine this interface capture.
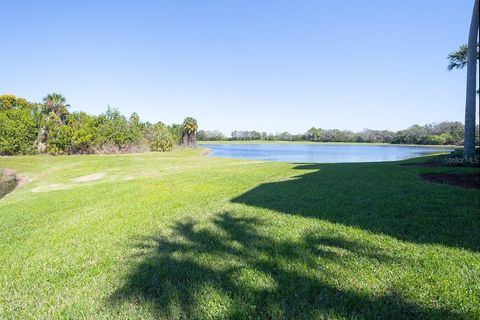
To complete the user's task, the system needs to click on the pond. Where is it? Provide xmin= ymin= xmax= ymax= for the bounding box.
xmin=200 ymin=143 xmax=453 ymax=163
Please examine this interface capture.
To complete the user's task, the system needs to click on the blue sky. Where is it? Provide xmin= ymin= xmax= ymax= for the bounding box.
xmin=0 ymin=0 xmax=476 ymax=134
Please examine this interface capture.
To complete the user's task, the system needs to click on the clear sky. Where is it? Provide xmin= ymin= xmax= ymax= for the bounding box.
xmin=1 ymin=0 xmax=476 ymax=134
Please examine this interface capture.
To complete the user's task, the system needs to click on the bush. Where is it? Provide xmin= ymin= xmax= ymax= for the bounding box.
xmin=0 ymin=96 xmax=40 ymax=155
xmin=96 ymin=107 xmax=143 ymax=150
xmin=45 ymin=114 xmax=73 ymax=155
xmin=66 ymin=112 xmax=101 ymax=153
xmin=169 ymin=123 xmax=184 ymax=144
xmin=147 ymin=123 xmax=175 ymax=151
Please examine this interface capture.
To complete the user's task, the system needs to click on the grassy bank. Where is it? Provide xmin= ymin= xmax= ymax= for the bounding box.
xmin=0 ymin=148 xmax=478 ymax=319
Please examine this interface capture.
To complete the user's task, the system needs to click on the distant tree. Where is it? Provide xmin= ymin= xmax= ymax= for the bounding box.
xmin=307 ymin=127 xmax=320 ymax=141
xmin=266 ymin=133 xmax=276 ymax=141
xmin=197 ymin=130 xmax=225 ymax=141
xmin=197 ymin=130 xmax=207 ymax=141
xmin=279 ymin=132 xmax=292 ymax=141
xmin=231 ymin=131 xmax=240 ymax=140
xmin=357 ymin=129 xmax=394 ymax=143
xmin=182 ymin=117 xmax=198 ymax=147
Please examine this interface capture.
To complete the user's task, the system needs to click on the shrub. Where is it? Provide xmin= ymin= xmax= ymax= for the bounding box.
xmin=96 ymin=107 xmax=143 ymax=150
xmin=45 ymin=114 xmax=73 ymax=155
xmin=147 ymin=123 xmax=175 ymax=152
xmin=0 ymin=95 xmax=40 ymax=155
xmin=66 ymin=112 xmax=101 ymax=153
xmin=169 ymin=123 xmax=184 ymax=144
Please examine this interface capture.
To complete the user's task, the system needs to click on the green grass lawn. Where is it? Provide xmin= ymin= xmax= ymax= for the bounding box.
xmin=0 ymin=148 xmax=479 ymax=319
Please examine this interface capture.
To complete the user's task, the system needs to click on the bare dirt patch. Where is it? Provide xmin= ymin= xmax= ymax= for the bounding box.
xmin=32 ymin=172 xmax=106 ymax=193
xmin=73 ymin=172 xmax=105 ymax=183
xmin=420 ymin=173 xmax=480 ymax=189
xmin=202 ymin=149 xmax=212 ymax=157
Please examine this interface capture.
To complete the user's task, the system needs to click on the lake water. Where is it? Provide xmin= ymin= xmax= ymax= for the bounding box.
xmin=200 ymin=143 xmax=452 ymax=163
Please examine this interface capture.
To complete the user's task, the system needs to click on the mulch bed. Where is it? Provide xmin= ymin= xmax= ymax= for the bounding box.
xmin=420 ymin=173 xmax=480 ymax=189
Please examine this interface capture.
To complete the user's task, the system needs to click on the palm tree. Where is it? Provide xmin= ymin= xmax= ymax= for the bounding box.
xmin=182 ymin=117 xmax=198 ymax=147
xmin=35 ymin=93 xmax=70 ymax=152
xmin=447 ymin=44 xmax=469 ymax=70
xmin=463 ymin=0 xmax=479 ymax=161
xmin=42 ymin=93 xmax=70 ymax=124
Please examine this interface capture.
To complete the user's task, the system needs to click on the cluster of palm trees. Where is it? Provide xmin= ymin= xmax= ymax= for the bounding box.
xmin=448 ymin=0 xmax=479 ymax=161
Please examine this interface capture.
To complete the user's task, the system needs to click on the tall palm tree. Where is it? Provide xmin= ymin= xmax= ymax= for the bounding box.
xmin=182 ymin=117 xmax=198 ymax=147
xmin=463 ymin=0 xmax=479 ymax=161
xmin=35 ymin=93 xmax=70 ymax=152
xmin=42 ymin=93 xmax=70 ymax=124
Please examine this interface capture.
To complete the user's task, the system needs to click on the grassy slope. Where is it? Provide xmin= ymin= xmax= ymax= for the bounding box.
xmin=0 ymin=149 xmax=478 ymax=319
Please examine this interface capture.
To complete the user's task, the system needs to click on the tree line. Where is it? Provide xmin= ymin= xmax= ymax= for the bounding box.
xmin=0 ymin=94 xmax=198 ymax=156
xmin=198 ymin=122 xmax=477 ymax=145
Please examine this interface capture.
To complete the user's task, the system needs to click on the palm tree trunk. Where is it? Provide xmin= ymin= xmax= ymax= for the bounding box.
xmin=464 ymin=0 xmax=479 ymax=161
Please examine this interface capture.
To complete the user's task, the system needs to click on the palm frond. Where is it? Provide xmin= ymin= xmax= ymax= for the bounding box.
xmin=447 ymin=44 xmax=479 ymax=71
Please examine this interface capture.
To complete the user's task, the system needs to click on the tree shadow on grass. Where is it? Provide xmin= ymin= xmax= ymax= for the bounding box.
xmin=232 ymin=163 xmax=480 ymax=252
xmin=110 ymin=212 xmax=459 ymax=319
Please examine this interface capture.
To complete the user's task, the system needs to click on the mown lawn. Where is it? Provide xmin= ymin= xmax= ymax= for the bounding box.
xmin=0 ymin=148 xmax=479 ymax=319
